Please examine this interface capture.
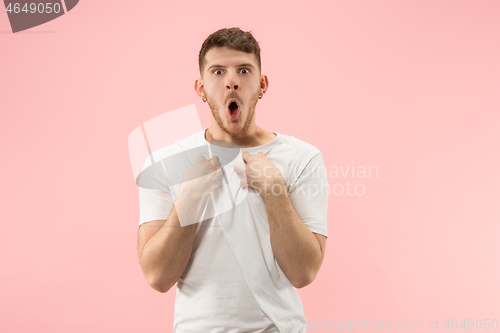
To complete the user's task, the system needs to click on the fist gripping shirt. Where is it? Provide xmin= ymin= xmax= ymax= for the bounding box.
xmin=139 ymin=128 xmax=328 ymax=333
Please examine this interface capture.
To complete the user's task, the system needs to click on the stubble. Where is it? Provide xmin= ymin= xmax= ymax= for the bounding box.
xmin=205 ymin=88 xmax=260 ymax=137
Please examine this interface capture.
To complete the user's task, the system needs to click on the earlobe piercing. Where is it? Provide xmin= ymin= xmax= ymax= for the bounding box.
xmin=201 ymin=95 xmax=207 ymax=103
xmin=259 ymin=92 xmax=264 ymax=99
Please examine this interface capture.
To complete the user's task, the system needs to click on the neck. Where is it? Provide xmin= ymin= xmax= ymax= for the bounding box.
xmin=205 ymin=123 xmax=275 ymax=148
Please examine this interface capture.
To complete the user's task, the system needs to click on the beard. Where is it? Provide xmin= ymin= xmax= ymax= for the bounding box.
xmin=205 ymin=88 xmax=260 ymax=137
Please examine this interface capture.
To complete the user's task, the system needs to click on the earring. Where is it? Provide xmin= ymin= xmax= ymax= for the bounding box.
xmin=201 ymin=95 xmax=207 ymax=103
xmin=259 ymin=92 xmax=264 ymax=99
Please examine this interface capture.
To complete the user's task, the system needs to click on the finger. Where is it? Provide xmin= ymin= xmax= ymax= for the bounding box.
xmin=234 ymin=165 xmax=245 ymax=174
xmin=240 ymin=177 xmax=247 ymax=188
xmin=257 ymin=152 xmax=266 ymax=157
xmin=242 ymin=151 xmax=253 ymax=164
xmin=210 ymin=156 xmax=220 ymax=170
xmin=196 ymin=155 xmax=207 ymax=163
xmin=212 ymin=168 xmax=223 ymax=179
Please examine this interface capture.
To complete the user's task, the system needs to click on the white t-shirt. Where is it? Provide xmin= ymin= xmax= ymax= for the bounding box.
xmin=138 ymin=128 xmax=328 ymax=333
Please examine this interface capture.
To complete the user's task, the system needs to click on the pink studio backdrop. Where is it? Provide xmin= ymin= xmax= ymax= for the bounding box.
xmin=1 ymin=1 xmax=499 ymax=332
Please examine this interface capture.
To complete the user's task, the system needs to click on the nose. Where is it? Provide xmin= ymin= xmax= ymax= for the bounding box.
xmin=225 ymin=71 xmax=239 ymax=91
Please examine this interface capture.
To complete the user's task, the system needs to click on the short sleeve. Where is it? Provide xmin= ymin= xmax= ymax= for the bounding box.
xmin=138 ymin=186 xmax=175 ymax=227
xmin=288 ymin=153 xmax=329 ymax=237
xmin=138 ymin=157 xmax=175 ymax=227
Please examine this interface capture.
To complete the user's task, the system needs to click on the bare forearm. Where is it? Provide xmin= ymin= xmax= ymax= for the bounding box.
xmin=140 ymin=197 xmax=199 ymax=293
xmin=263 ymin=184 xmax=323 ymax=288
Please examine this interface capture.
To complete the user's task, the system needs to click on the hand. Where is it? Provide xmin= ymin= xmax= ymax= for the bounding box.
xmin=234 ymin=151 xmax=285 ymax=196
xmin=178 ymin=155 xmax=223 ymax=201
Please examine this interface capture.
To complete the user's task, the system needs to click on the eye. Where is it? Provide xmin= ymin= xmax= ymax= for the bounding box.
xmin=213 ymin=69 xmax=223 ymax=75
xmin=239 ymin=68 xmax=250 ymax=74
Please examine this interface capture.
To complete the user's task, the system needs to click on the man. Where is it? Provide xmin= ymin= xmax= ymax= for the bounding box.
xmin=137 ymin=27 xmax=328 ymax=333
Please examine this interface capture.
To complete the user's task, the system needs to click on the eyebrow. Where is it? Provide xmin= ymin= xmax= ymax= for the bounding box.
xmin=207 ymin=63 xmax=255 ymax=71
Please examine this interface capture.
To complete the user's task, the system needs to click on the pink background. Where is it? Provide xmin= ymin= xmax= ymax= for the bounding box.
xmin=1 ymin=0 xmax=499 ymax=332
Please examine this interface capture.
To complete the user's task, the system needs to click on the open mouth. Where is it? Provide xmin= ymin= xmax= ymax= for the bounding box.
xmin=227 ymin=100 xmax=240 ymax=118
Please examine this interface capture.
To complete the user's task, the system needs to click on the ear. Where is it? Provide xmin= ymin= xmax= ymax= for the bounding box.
xmin=194 ymin=78 xmax=204 ymax=98
xmin=260 ymin=74 xmax=269 ymax=95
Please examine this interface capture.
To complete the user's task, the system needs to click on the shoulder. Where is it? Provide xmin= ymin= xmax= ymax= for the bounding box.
xmin=176 ymin=129 xmax=206 ymax=150
xmin=271 ymin=133 xmax=324 ymax=191
xmin=141 ymin=130 xmax=205 ymax=170
xmin=277 ymin=133 xmax=322 ymax=161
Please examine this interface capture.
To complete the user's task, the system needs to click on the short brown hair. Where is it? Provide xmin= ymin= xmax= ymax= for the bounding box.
xmin=198 ymin=27 xmax=261 ymax=75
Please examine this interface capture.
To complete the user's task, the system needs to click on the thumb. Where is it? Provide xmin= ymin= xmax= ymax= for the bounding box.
xmin=242 ymin=151 xmax=253 ymax=164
